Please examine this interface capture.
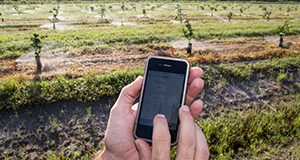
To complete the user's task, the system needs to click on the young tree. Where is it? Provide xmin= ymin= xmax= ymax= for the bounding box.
xmin=49 ymin=7 xmax=59 ymax=30
xmin=31 ymin=33 xmax=42 ymax=73
xmin=142 ymin=9 xmax=148 ymax=18
xmin=121 ymin=2 xmax=125 ymax=12
xmin=277 ymin=20 xmax=291 ymax=48
xmin=0 ymin=12 xmax=4 ymax=22
xmin=239 ymin=7 xmax=244 ymax=16
xmin=151 ymin=6 xmax=155 ymax=12
xmin=210 ymin=6 xmax=217 ymax=16
xmin=90 ymin=6 xmax=94 ymax=12
xmin=262 ymin=9 xmax=272 ymax=21
xmin=108 ymin=5 xmax=113 ymax=12
xmin=227 ymin=12 xmax=233 ymax=22
xmin=131 ymin=4 xmax=136 ymax=11
xmin=100 ymin=7 xmax=105 ymax=19
xmin=13 ymin=5 xmax=21 ymax=14
xmin=175 ymin=6 xmax=185 ymax=23
xmin=182 ymin=19 xmax=194 ymax=55
xmin=286 ymin=6 xmax=291 ymax=16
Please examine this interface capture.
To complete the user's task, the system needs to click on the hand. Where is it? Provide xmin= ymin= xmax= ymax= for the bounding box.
xmin=134 ymin=105 xmax=209 ymax=160
xmin=96 ymin=67 xmax=206 ymax=160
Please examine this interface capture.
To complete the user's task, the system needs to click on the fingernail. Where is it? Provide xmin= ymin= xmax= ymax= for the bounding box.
xmin=156 ymin=114 xmax=166 ymax=119
xmin=181 ymin=105 xmax=190 ymax=112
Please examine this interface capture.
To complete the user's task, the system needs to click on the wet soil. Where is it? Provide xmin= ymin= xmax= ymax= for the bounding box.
xmin=2 ymin=36 xmax=299 ymax=80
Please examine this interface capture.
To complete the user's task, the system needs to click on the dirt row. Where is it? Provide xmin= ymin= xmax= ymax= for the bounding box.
xmin=0 ymin=69 xmax=299 ymax=159
xmin=1 ymin=36 xmax=299 ymax=80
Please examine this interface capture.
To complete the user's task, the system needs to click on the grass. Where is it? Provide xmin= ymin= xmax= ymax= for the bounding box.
xmin=80 ymin=94 xmax=300 ymax=160
xmin=198 ymin=94 xmax=300 ymax=159
xmin=1 ymin=55 xmax=299 ymax=110
xmin=2 ymin=2 xmax=300 ymax=60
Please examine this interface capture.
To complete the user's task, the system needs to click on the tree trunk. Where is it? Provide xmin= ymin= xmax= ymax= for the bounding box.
xmin=35 ymin=56 xmax=42 ymax=74
xmin=53 ymin=22 xmax=56 ymax=30
xmin=187 ymin=42 xmax=192 ymax=55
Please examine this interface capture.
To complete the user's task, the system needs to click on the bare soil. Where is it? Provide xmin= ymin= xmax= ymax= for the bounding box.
xmin=1 ymin=36 xmax=300 ymax=80
xmin=0 ymin=68 xmax=299 ymax=159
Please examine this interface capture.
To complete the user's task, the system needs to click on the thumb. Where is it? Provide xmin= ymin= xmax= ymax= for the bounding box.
xmin=135 ymin=139 xmax=151 ymax=160
xmin=116 ymin=76 xmax=143 ymax=110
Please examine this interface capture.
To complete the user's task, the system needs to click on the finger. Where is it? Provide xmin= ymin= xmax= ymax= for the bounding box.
xmin=194 ymin=127 xmax=210 ymax=160
xmin=152 ymin=114 xmax=171 ymax=160
xmin=176 ymin=106 xmax=196 ymax=160
xmin=116 ymin=76 xmax=143 ymax=110
xmin=131 ymin=102 xmax=139 ymax=117
xmin=186 ymin=78 xmax=204 ymax=105
xmin=190 ymin=99 xmax=204 ymax=119
xmin=188 ymin=67 xmax=203 ymax=84
xmin=135 ymin=139 xmax=152 ymax=160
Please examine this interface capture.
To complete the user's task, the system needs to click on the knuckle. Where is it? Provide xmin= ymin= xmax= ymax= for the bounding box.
xmin=120 ymin=85 xmax=129 ymax=95
xmin=153 ymin=133 xmax=170 ymax=144
xmin=180 ymin=135 xmax=196 ymax=147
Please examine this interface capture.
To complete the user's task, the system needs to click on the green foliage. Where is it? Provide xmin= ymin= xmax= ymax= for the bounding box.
xmin=262 ymin=9 xmax=272 ymax=21
xmin=174 ymin=5 xmax=184 ymax=23
xmin=1 ymin=55 xmax=300 ymax=110
xmin=100 ymin=7 xmax=105 ymax=19
xmin=198 ymin=96 xmax=300 ymax=159
xmin=31 ymin=33 xmax=42 ymax=56
xmin=13 ymin=5 xmax=21 ymax=14
xmin=142 ymin=9 xmax=147 ymax=18
xmin=0 ymin=12 xmax=4 ymax=22
xmin=276 ymin=72 xmax=288 ymax=82
xmin=182 ymin=19 xmax=194 ymax=41
xmin=0 ymin=70 xmax=142 ymax=110
xmin=277 ymin=20 xmax=291 ymax=35
xmin=49 ymin=6 xmax=59 ymax=30
xmin=227 ymin=12 xmax=233 ymax=22
xmin=216 ymin=55 xmax=300 ymax=80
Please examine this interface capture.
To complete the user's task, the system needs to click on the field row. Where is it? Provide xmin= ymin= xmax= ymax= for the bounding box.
xmin=1 ymin=55 xmax=299 ymax=110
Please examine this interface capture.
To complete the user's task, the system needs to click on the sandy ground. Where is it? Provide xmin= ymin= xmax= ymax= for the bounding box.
xmin=1 ymin=36 xmax=299 ymax=80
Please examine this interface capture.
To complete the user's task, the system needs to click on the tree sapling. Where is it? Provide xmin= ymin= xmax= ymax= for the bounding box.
xmin=142 ymin=9 xmax=148 ymax=18
xmin=210 ymin=6 xmax=217 ymax=16
xmin=49 ymin=7 xmax=59 ymax=30
xmin=13 ymin=5 xmax=22 ymax=14
xmin=0 ymin=12 xmax=4 ymax=22
xmin=31 ymin=33 xmax=43 ymax=73
xmin=227 ymin=12 xmax=233 ymax=22
xmin=175 ymin=6 xmax=185 ymax=23
xmin=100 ymin=7 xmax=105 ymax=19
xmin=182 ymin=19 xmax=194 ymax=55
xmin=277 ymin=20 xmax=291 ymax=48
xmin=262 ymin=9 xmax=272 ymax=21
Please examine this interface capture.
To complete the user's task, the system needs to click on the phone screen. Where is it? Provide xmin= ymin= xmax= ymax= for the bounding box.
xmin=139 ymin=70 xmax=185 ymax=130
xmin=135 ymin=57 xmax=188 ymax=144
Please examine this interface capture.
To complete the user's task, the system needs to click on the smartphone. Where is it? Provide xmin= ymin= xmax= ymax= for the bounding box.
xmin=134 ymin=56 xmax=189 ymax=145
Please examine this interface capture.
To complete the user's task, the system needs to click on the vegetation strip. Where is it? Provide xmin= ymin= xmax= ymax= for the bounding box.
xmin=1 ymin=55 xmax=299 ymax=110
xmin=198 ymin=95 xmax=300 ymax=159
xmin=1 ymin=21 xmax=300 ymax=59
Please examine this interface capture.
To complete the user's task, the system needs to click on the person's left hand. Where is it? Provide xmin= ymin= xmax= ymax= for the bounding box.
xmin=96 ymin=67 xmax=205 ymax=160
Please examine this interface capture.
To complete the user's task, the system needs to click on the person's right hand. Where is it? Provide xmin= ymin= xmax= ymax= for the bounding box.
xmin=135 ymin=105 xmax=210 ymax=160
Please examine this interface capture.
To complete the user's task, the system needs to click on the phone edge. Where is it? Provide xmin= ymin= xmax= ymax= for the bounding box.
xmin=133 ymin=56 xmax=190 ymax=146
